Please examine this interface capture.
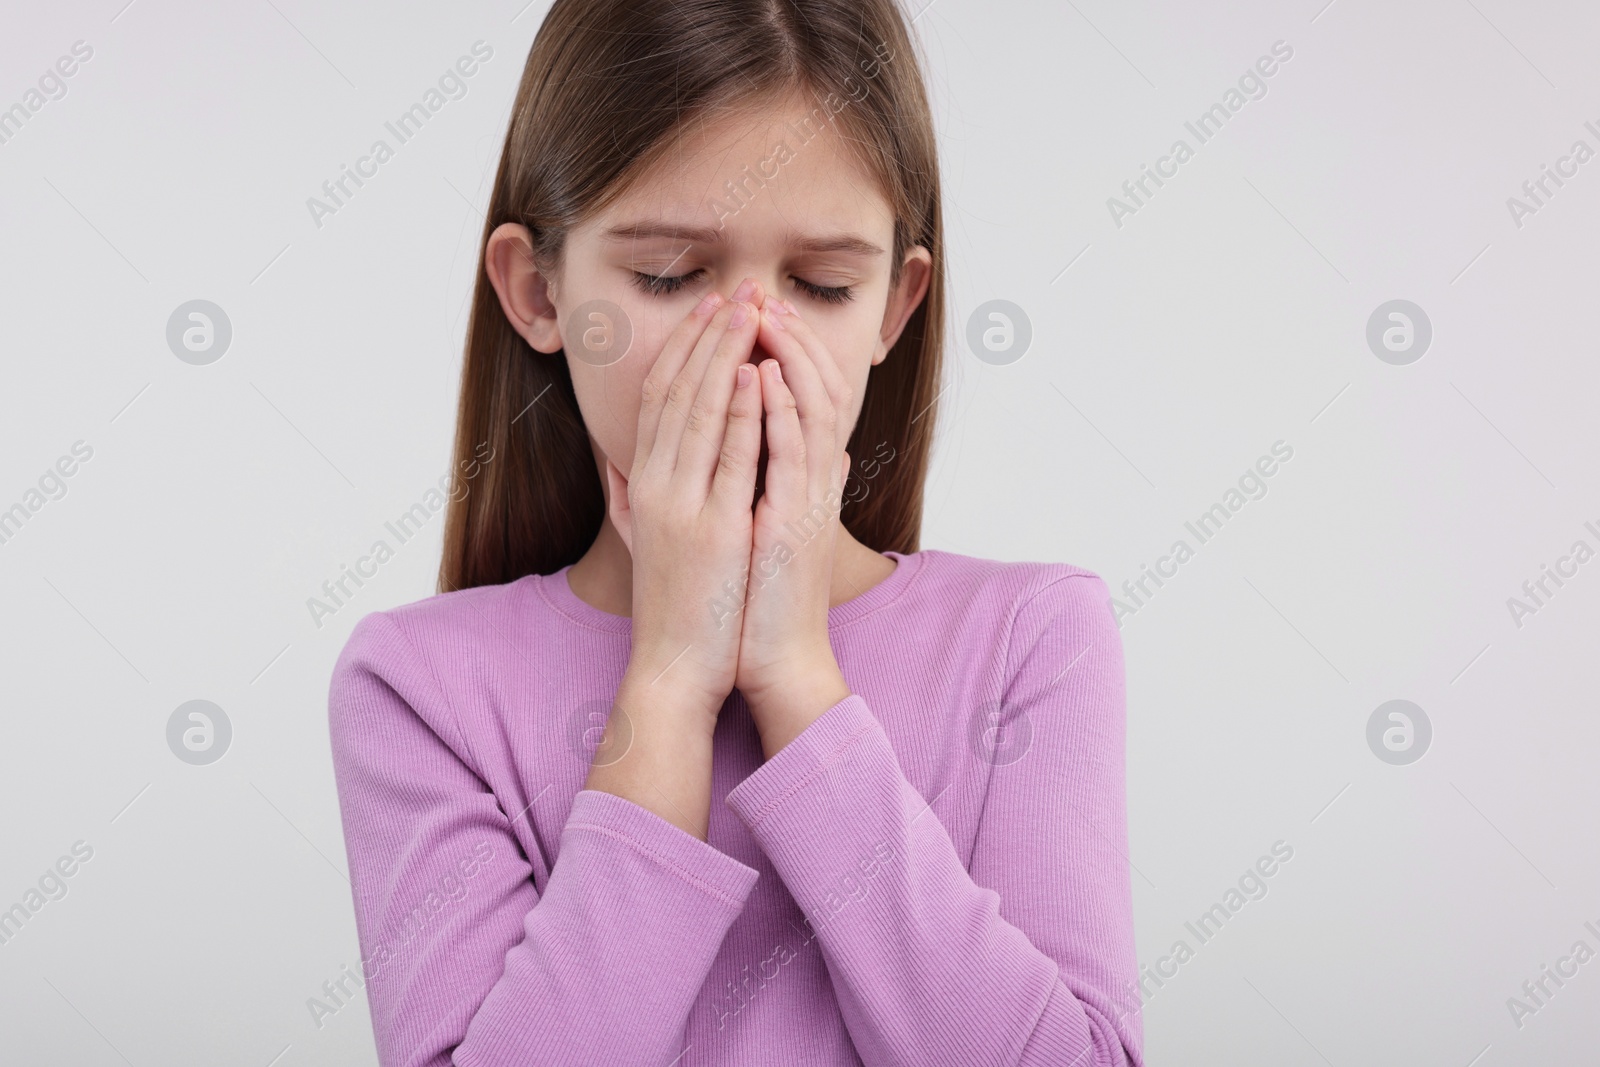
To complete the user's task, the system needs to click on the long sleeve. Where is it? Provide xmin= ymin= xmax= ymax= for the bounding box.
xmin=723 ymin=573 xmax=1142 ymax=1067
xmin=328 ymin=610 xmax=761 ymax=1067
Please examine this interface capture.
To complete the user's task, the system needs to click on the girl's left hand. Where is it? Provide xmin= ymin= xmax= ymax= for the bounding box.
xmin=735 ymin=297 xmax=853 ymax=756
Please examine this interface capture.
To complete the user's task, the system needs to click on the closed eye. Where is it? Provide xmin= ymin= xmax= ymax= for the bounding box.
xmin=629 ymin=269 xmax=704 ymax=297
xmin=792 ymin=277 xmax=853 ymax=305
xmin=628 ymin=269 xmax=853 ymax=305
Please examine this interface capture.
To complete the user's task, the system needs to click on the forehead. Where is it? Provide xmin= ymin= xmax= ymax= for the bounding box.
xmin=588 ymin=91 xmax=894 ymax=248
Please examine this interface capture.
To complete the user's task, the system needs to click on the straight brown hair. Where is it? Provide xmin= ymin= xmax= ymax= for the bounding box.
xmin=439 ymin=0 xmax=946 ymax=593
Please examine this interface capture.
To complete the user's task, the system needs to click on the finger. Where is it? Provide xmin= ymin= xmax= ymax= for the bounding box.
xmin=768 ymin=299 xmax=852 ymax=410
xmin=758 ymin=303 xmax=840 ymax=500
xmin=648 ymin=296 xmax=751 ymax=477
xmin=633 ymin=289 xmax=725 ymax=474
xmin=758 ymin=357 xmax=808 ymax=513
xmin=677 ymin=299 xmax=764 ymax=494
xmin=709 ymin=360 xmax=763 ymax=512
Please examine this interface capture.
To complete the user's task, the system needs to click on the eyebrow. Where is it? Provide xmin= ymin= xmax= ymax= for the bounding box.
xmin=601 ymin=221 xmax=884 ymax=258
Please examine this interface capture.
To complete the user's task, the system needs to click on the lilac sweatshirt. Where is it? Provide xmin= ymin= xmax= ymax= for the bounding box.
xmin=327 ymin=548 xmax=1142 ymax=1066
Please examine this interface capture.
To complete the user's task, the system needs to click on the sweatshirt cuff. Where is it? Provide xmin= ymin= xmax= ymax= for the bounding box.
xmin=567 ymin=788 xmax=760 ymax=907
xmin=724 ymin=693 xmax=879 ymax=829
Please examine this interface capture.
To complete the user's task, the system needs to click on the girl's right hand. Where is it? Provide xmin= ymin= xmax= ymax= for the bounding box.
xmin=605 ymin=283 xmax=767 ymax=730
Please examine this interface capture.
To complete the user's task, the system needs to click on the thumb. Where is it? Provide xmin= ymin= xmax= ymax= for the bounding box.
xmin=604 ymin=458 xmax=633 ymax=555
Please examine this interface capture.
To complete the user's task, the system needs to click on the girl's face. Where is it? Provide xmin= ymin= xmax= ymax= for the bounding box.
xmin=487 ymin=90 xmax=931 ymax=487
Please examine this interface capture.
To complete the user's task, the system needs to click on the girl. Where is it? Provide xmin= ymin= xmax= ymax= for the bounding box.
xmin=328 ymin=1 xmax=1142 ymax=1064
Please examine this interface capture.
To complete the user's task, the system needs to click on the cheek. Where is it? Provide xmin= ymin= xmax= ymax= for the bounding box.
xmin=599 ymin=364 xmax=647 ymax=465
xmin=818 ymin=319 xmax=878 ymax=420
xmin=567 ymin=327 xmax=669 ymax=471
xmin=829 ymin=324 xmax=875 ymax=370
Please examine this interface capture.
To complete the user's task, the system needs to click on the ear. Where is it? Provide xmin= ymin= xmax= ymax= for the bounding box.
xmin=871 ymin=245 xmax=933 ymax=367
xmin=484 ymin=222 xmax=563 ymax=354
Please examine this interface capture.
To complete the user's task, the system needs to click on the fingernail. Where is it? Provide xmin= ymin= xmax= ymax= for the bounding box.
xmin=737 ymin=363 xmax=753 ymax=388
xmin=730 ymin=301 xmax=749 ymax=327
xmin=768 ymin=359 xmax=783 ymax=383
xmin=764 ymin=304 xmax=786 ymax=330
xmin=697 ymin=291 xmax=723 ymax=315
xmin=781 ymin=298 xmax=798 ymax=315
xmin=732 ymin=277 xmax=757 ymax=302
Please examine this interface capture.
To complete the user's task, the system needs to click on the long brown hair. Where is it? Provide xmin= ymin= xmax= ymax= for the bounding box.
xmin=439 ymin=0 xmax=946 ymax=592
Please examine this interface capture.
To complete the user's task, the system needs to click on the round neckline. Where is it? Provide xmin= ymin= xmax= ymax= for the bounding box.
xmin=536 ymin=549 xmax=927 ymax=635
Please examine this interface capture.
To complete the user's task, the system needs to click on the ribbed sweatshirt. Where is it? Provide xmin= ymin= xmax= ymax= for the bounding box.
xmin=326 ymin=548 xmax=1143 ymax=1066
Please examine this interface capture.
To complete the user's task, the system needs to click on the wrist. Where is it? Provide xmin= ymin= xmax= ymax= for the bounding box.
xmin=739 ymin=641 xmax=840 ymax=705
xmin=617 ymin=665 xmax=725 ymax=738
xmin=742 ymin=655 xmax=851 ymax=758
xmin=582 ymin=689 xmax=716 ymax=839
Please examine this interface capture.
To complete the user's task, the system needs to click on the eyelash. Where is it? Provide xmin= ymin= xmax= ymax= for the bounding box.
xmin=629 ymin=268 xmax=854 ymax=305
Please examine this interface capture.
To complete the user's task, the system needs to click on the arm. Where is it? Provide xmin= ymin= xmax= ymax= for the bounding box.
xmin=328 ymin=610 xmax=759 ymax=1067
xmin=723 ymin=573 xmax=1142 ymax=1067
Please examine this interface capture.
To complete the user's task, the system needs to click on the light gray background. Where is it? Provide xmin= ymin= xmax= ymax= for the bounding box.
xmin=2 ymin=0 xmax=1596 ymax=1063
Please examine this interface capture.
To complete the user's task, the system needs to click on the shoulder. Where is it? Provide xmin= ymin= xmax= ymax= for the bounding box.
xmin=326 ymin=578 xmax=537 ymax=777
xmin=334 ymin=578 xmax=529 ymax=676
xmin=328 ymin=577 xmax=535 ymax=743
xmin=908 ymin=548 xmax=1115 ymax=633
xmin=905 ymin=548 xmax=1122 ymax=688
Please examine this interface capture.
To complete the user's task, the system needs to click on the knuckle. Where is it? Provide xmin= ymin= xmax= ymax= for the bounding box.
xmin=716 ymin=447 xmax=747 ymax=481
xmin=666 ymin=376 xmax=695 ymax=410
xmin=685 ymin=402 xmax=712 ymax=436
xmin=639 ymin=376 xmax=665 ymax=410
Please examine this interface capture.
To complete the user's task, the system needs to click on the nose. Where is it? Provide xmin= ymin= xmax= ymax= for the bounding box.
xmin=728 ymin=275 xmax=777 ymax=363
xmin=731 ymin=275 xmax=765 ymax=306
